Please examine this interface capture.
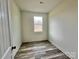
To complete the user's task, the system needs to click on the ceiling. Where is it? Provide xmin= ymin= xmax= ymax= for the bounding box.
xmin=15 ymin=0 xmax=63 ymax=13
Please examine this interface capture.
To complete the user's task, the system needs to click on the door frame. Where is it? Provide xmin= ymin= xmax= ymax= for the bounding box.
xmin=7 ymin=0 xmax=14 ymax=59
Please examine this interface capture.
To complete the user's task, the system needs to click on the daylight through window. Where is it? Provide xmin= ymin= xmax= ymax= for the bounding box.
xmin=34 ymin=16 xmax=43 ymax=32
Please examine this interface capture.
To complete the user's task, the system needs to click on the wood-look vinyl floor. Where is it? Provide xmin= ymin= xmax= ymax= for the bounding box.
xmin=15 ymin=40 xmax=70 ymax=59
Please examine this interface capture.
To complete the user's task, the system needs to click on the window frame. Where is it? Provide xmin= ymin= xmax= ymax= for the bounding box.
xmin=34 ymin=16 xmax=43 ymax=32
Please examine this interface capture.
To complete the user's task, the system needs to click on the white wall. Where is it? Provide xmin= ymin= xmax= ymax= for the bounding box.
xmin=48 ymin=0 xmax=77 ymax=59
xmin=10 ymin=1 xmax=22 ymax=57
xmin=22 ymin=11 xmax=48 ymax=42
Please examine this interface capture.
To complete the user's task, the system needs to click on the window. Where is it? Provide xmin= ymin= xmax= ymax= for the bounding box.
xmin=34 ymin=16 xmax=43 ymax=32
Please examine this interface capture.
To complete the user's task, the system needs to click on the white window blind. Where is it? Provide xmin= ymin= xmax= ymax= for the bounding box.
xmin=34 ymin=16 xmax=43 ymax=32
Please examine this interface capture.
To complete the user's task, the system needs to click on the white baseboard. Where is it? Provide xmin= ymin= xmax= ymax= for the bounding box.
xmin=48 ymin=39 xmax=75 ymax=59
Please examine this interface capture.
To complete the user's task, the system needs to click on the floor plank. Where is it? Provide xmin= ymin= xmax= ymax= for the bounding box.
xmin=15 ymin=40 xmax=70 ymax=59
